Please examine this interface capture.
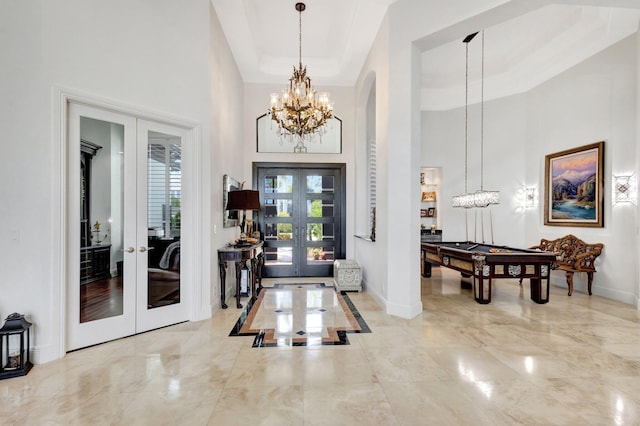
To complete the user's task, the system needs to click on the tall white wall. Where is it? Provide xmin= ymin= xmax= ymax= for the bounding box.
xmin=423 ymin=95 xmax=528 ymax=246
xmin=354 ymin=15 xmax=390 ymax=309
xmin=242 ymin=83 xmax=356 ymax=257
xmin=353 ymin=0 xmax=515 ymax=318
xmin=0 ymin=0 xmax=245 ymax=363
xmin=525 ymin=33 xmax=638 ymax=304
xmin=209 ymin=3 xmax=247 ymax=304
xmin=423 ymin=33 xmax=639 ymax=305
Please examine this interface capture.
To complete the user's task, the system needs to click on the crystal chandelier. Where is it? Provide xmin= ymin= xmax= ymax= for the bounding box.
xmin=268 ymin=2 xmax=334 ymax=153
xmin=452 ymin=31 xmax=499 ymax=209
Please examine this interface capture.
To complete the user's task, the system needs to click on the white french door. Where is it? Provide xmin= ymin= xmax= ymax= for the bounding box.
xmin=67 ymin=103 xmax=189 ymax=351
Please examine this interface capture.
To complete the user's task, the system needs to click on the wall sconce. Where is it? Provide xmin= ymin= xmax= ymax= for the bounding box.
xmin=516 ymin=187 xmax=536 ymax=210
xmin=613 ymin=174 xmax=636 ymax=204
xmin=525 ymin=187 xmax=536 ymax=208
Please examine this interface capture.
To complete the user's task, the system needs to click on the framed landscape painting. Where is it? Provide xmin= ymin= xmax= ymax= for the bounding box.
xmin=544 ymin=141 xmax=604 ymax=227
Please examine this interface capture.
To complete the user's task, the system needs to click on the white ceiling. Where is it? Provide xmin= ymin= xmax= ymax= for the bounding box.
xmin=211 ymin=0 xmax=399 ymax=86
xmin=211 ymin=1 xmax=640 ymax=110
xmin=421 ymin=4 xmax=640 ymax=110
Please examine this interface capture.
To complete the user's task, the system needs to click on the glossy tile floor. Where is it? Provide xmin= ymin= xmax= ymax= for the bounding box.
xmin=2 ymin=269 xmax=640 ymax=425
xmin=230 ymin=283 xmax=369 ymax=346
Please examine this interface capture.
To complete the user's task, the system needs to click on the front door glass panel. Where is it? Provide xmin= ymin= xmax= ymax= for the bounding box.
xmin=259 ymin=167 xmax=343 ymax=277
xmin=264 ymin=199 xmax=293 ymax=217
xmin=265 ymin=175 xmax=293 ymax=193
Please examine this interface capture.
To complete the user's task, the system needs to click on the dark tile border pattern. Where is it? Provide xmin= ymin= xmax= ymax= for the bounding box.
xmin=228 ymin=283 xmax=370 ymax=347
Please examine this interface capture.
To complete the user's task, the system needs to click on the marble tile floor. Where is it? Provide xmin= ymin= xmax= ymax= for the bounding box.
xmin=229 ymin=282 xmax=369 ymax=347
xmin=2 ymin=269 xmax=640 ymax=425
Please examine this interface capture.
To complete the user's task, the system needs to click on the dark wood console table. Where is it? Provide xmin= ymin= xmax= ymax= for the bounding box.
xmin=217 ymin=242 xmax=264 ymax=309
xmin=80 ymin=244 xmax=111 ymax=284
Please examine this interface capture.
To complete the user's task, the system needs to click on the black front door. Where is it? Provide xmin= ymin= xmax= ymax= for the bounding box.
xmin=256 ymin=164 xmax=345 ymax=277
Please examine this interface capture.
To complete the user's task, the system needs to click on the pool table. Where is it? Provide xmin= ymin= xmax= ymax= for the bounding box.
xmin=421 ymin=241 xmax=558 ymax=304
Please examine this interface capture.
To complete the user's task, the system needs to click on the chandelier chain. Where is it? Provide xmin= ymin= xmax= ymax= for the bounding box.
xmin=465 ymin=41 xmax=469 ymax=194
xmin=299 ymin=6 xmax=302 ymax=69
xmin=267 ymin=2 xmax=334 ymax=150
xmin=480 ymin=30 xmax=485 ymax=191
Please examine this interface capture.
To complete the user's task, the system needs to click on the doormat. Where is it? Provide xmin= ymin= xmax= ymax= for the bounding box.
xmin=228 ymin=283 xmax=370 ymax=347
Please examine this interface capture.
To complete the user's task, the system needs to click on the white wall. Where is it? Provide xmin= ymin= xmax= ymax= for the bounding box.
xmin=423 ymin=33 xmax=639 ymax=304
xmin=354 ymin=15 xmax=390 ymax=309
xmin=0 ymin=0 xmax=245 ymax=363
xmin=209 ymin=3 xmax=247 ymax=306
xmin=242 ymin=83 xmax=356 ymax=257
xmin=423 ymin=95 xmax=528 ymax=246
xmin=525 ymin=33 xmax=638 ymax=303
xmin=353 ymin=0 xmax=515 ymax=318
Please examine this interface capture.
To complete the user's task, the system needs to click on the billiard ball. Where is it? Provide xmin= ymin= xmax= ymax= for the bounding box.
xmin=455 ymin=243 xmax=460 ymax=246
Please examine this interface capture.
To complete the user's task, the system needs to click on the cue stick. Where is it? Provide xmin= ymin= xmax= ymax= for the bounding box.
xmin=473 ymin=210 xmax=478 ymax=241
xmin=465 ymin=210 xmax=469 ymax=241
xmin=490 ymin=209 xmax=494 ymax=244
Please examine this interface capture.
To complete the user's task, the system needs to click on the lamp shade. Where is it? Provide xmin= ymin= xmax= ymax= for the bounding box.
xmin=226 ymin=190 xmax=261 ymax=211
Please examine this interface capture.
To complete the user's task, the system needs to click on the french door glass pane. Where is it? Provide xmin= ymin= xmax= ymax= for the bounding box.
xmin=146 ymin=132 xmax=181 ymax=310
xmin=79 ymin=117 xmax=124 ymax=323
xmin=265 ymin=175 xmax=293 ymax=193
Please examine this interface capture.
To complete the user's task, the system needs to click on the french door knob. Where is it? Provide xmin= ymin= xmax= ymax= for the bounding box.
xmin=139 ymin=246 xmax=153 ymax=252
xmin=124 ymin=247 xmax=135 ymax=253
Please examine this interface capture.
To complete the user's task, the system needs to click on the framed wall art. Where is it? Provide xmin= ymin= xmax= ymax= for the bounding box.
xmin=544 ymin=141 xmax=604 ymax=227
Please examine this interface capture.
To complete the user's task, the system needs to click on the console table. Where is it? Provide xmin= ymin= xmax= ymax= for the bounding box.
xmin=217 ymin=242 xmax=264 ymax=309
xmin=80 ymin=244 xmax=111 ymax=284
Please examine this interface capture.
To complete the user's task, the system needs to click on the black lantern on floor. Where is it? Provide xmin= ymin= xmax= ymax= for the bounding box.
xmin=0 ymin=313 xmax=33 ymax=379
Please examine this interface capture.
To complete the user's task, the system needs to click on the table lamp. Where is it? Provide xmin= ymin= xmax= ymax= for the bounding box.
xmin=226 ymin=189 xmax=261 ymax=243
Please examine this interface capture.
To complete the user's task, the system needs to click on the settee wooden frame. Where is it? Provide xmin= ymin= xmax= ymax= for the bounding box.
xmin=523 ymin=234 xmax=603 ymax=296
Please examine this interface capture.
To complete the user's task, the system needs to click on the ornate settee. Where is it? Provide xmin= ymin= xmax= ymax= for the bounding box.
xmin=527 ymin=234 xmax=603 ymax=296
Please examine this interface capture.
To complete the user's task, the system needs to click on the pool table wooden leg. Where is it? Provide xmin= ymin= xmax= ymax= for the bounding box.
xmin=473 ymin=276 xmax=491 ymax=304
xmin=529 ymin=278 xmax=549 ymax=304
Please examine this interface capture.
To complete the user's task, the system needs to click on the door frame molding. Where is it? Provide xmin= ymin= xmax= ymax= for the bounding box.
xmin=253 ymin=162 xmax=347 ymax=276
xmin=53 ymin=87 xmax=203 ymax=359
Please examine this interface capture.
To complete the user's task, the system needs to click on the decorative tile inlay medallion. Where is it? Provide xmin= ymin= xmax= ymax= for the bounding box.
xmin=229 ymin=283 xmax=370 ymax=347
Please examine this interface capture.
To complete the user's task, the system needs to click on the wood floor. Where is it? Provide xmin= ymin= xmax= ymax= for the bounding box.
xmin=80 ymin=277 xmax=123 ymax=323
xmin=79 ymin=275 xmax=180 ymax=323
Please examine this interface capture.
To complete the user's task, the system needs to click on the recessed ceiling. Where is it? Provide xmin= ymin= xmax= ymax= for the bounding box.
xmin=422 ymin=4 xmax=640 ymax=110
xmin=211 ymin=0 xmax=399 ymax=86
xmin=211 ymin=1 xmax=639 ymax=109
